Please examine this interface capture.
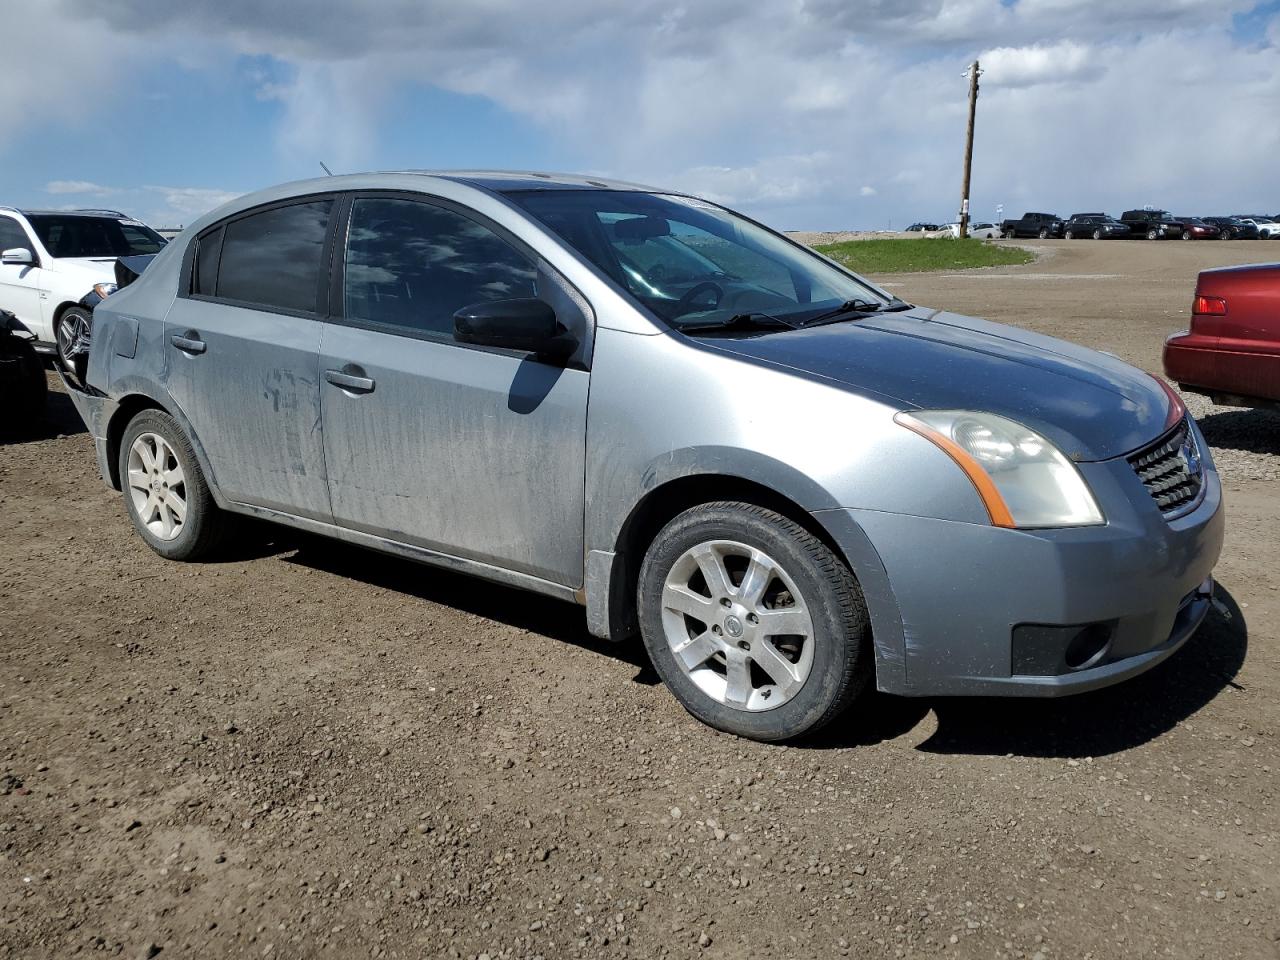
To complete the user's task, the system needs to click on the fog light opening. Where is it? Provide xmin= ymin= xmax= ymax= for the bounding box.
xmin=1064 ymin=624 xmax=1113 ymax=671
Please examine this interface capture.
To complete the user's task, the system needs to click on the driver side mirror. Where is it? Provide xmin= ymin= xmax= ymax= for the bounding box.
xmin=453 ymin=298 xmax=576 ymax=361
xmin=1 ymin=247 xmax=35 ymax=266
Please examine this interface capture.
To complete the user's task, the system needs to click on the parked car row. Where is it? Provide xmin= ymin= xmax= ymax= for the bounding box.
xmin=1000 ymin=209 xmax=1280 ymax=240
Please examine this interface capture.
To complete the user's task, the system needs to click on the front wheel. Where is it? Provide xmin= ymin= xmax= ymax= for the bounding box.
xmin=638 ymin=502 xmax=870 ymax=742
xmin=119 ymin=409 xmax=226 ymax=561
xmin=1092 ymin=229 xmax=1103 ymax=240
xmin=1064 ymin=230 xmax=1075 ymax=240
xmin=55 ymin=306 xmax=92 ymax=382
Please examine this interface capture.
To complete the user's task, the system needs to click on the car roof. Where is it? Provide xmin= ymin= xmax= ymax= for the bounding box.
xmin=5 ymin=208 xmax=130 ymax=218
xmin=391 ymin=170 xmax=665 ymax=193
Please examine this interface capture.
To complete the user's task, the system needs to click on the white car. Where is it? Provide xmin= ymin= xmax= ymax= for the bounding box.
xmin=0 ymin=207 xmax=167 ymax=373
xmin=934 ymin=222 xmax=1000 ymax=239
xmin=1239 ymin=218 xmax=1280 ymax=239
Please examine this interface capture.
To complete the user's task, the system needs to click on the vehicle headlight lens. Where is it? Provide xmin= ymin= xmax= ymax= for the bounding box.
xmin=93 ymin=282 xmax=118 ymax=299
xmin=895 ymin=410 xmax=1105 ymax=529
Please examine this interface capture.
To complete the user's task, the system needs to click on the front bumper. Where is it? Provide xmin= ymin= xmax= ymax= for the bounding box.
xmin=835 ymin=437 xmax=1224 ymax=697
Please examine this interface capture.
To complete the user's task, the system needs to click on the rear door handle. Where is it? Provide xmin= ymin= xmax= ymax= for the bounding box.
xmin=325 ymin=366 xmax=375 ymax=394
xmin=170 ymin=332 xmax=206 ymax=354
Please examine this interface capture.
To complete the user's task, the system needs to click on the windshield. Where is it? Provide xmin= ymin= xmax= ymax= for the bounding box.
xmin=506 ymin=190 xmax=885 ymax=328
xmin=26 ymin=215 xmax=166 ymax=258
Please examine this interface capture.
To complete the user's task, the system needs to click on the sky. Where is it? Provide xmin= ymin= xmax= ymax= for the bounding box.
xmin=2 ymin=0 xmax=1278 ymax=231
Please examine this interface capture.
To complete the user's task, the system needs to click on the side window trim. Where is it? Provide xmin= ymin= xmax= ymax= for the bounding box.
xmin=329 ymin=190 xmax=595 ymax=367
xmin=179 ymin=192 xmax=341 ymax=320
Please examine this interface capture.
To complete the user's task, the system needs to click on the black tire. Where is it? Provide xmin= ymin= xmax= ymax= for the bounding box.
xmin=118 ymin=409 xmax=226 ymax=561
xmin=54 ymin=306 xmax=91 ymax=382
xmin=1146 ymin=228 xmax=1159 ymax=241
xmin=1002 ymin=229 xmax=1016 ymax=239
xmin=1037 ymin=227 xmax=1049 ymax=239
xmin=1092 ymin=229 xmax=1103 ymax=240
xmin=637 ymin=501 xmax=870 ymax=742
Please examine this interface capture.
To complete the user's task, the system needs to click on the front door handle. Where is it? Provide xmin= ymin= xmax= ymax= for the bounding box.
xmin=325 ymin=365 xmax=375 ymax=394
xmin=170 ymin=331 xmax=206 ymax=354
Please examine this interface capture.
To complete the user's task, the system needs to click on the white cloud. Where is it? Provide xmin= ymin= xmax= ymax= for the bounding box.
xmin=981 ymin=41 xmax=1101 ymax=88
xmin=7 ymin=0 xmax=1280 ymax=228
xmin=45 ymin=180 xmax=119 ymax=196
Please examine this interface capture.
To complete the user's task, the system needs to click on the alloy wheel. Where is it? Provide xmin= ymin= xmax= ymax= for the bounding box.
xmin=126 ymin=433 xmax=187 ymax=541
xmin=56 ymin=312 xmax=90 ymax=371
xmin=659 ymin=540 xmax=815 ymax=712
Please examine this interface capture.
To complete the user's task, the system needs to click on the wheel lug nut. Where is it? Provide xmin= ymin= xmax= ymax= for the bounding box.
xmin=720 ymin=598 xmax=731 ymax=607
xmin=747 ymin=614 xmax=758 ymax=624
xmin=737 ymin=640 xmax=751 ymax=651
xmin=711 ymin=625 xmax=721 ymax=634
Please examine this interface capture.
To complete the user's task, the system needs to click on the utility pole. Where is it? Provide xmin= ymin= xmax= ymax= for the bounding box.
xmin=958 ymin=60 xmax=981 ymax=239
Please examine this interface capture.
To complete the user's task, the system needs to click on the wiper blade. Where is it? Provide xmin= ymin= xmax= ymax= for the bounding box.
xmin=676 ymin=311 xmax=799 ymax=333
xmin=800 ymin=296 xmax=913 ymax=327
xmin=798 ymin=298 xmax=883 ymax=327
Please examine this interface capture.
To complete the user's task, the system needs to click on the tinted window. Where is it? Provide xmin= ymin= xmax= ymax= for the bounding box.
xmin=26 ymin=215 xmax=166 ymax=258
xmin=0 ymin=217 xmax=29 ymax=253
xmin=194 ymin=227 xmax=223 ymax=297
xmin=216 ymin=200 xmax=333 ymax=313
xmin=344 ymin=197 xmax=537 ymax=336
xmin=510 ymin=190 xmax=882 ymax=327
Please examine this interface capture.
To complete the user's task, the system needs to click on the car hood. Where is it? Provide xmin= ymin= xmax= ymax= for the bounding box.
xmin=50 ymin=257 xmax=120 ymax=283
xmin=703 ymin=308 xmax=1171 ymax=462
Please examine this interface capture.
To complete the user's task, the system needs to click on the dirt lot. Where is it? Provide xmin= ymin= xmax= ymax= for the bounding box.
xmin=2 ymin=239 xmax=1278 ymax=960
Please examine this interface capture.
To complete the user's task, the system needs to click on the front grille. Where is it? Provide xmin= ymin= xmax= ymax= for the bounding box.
xmin=1128 ymin=418 xmax=1203 ymax=518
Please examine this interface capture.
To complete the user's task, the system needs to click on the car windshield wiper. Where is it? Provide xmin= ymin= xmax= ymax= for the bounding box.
xmin=675 ymin=311 xmax=800 ymax=333
xmin=798 ymin=297 xmax=897 ymax=327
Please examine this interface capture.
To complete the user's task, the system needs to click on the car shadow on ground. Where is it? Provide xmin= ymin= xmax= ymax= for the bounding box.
xmin=280 ymin=537 xmax=661 ymax=683
xmin=0 ymin=385 xmax=88 ymax=445
xmin=811 ymin=585 xmax=1248 ymax=758
xmin=1197 ymin=407 xmax=1280 ymax=455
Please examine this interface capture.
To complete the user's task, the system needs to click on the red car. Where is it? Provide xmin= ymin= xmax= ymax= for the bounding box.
xmin=1164 ymin=263 xmax=1280 ymax=408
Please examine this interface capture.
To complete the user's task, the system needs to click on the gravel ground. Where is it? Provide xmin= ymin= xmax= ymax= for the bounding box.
xmin=2 ymin=239 xmax=1279 ymax=960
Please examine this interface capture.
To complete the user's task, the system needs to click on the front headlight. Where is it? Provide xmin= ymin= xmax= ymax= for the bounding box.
xmin=93 ymin=282 xmax=118 ymax=299
xmin=895 ymin=410 xmax=1105 ymax=529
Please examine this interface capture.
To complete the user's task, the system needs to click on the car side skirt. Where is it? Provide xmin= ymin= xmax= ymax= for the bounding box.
xmin=221 ymin=500 xmax=585 ymax=607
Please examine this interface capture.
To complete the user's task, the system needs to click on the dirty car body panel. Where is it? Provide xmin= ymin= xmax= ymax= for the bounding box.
xmin=69 ymin=171 xmax=1222 ymax=703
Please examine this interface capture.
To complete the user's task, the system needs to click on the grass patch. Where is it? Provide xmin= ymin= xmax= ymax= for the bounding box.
xmin=812 ymin=238 xmax=1035 ymax=274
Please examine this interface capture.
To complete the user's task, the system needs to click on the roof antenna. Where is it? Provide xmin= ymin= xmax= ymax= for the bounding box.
xmin=319 ymin=161 xmax=334 ymax=176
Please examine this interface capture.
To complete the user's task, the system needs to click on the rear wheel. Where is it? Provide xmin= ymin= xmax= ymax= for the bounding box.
xmin=119 ymin=409 xmax=226 ymax=561
xmin=1182 ymin=230 xmax=1192 ymax=240
xmin=1092 ymin=229 xmax=1103 ymax=240
xmin=1064 ymin=230 xmax=1075 ymax=240
xmin=54 ymin=306 xmax=91 ymax=382
xmin=1037 ymin=227 xmax=1049 ymax=239
xmin=638 ymin=502 xmax=870 ymax=742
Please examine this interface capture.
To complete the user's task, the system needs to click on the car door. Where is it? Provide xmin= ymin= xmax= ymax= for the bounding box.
xmin=0 ymin=216 xmax=47 ymax=340
xmin=163 ymin=196 xmax=334 ymax=521
xmin=319 ymin=193 xmax=590 ymax=586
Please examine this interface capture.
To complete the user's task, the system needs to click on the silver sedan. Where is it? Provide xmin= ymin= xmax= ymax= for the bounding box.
xmin=64 ymin=171 xmax=1222 ymax=741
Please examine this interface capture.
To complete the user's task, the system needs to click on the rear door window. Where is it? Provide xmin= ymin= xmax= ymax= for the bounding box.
xmin=215 ymin=200 xmax=333 ymax=314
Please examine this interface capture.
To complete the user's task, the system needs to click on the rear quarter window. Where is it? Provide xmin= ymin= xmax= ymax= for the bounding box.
xmin=214 ymin=200 xmax=333 ymax=314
